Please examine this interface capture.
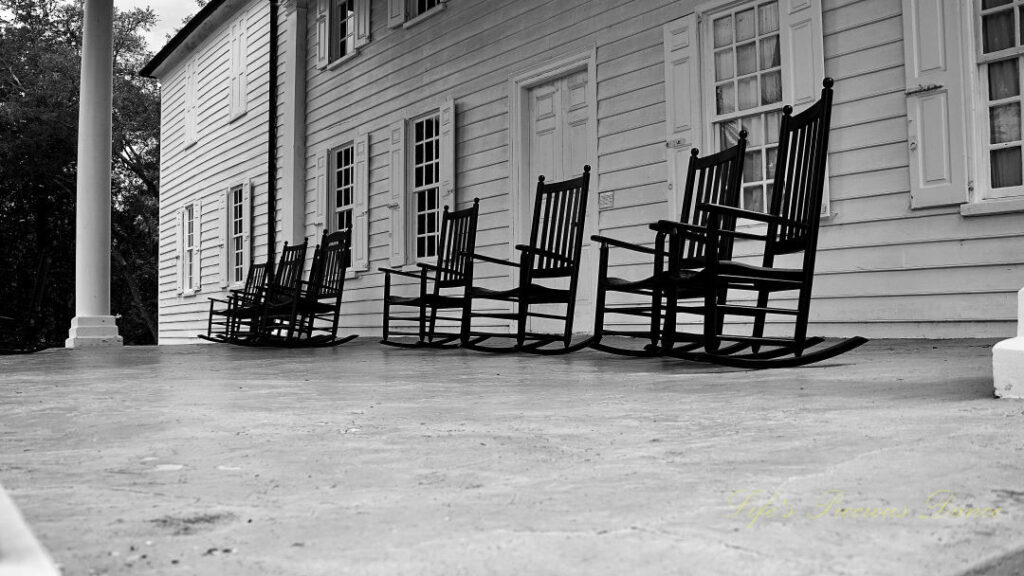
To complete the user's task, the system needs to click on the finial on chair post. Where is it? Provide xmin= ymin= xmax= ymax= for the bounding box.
xmin=472 ymin=197 xmax=480 ymax=206
xmin=690 ymin=148 xmax=700 ymax=158
xmin=537 ymin=175 xmax=545 ymax=183
xmin=583 ymin=165 xmax=591 ymax=174
xmin=738 ymin=129 xmax=749 ymax=141
xmin=822 ymin=77 xmax=834 ymax=89
xmin=782 ymin=104 xmax=793 ymax=117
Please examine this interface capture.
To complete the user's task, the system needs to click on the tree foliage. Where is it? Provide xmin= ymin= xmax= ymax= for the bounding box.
xmin=0 ymin=0 xmax=160 ymax=348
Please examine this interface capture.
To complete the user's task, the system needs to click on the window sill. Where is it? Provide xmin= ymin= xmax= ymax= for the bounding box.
xmin=402 ymin=3 xmax=446 ymax=29
xmin=325 ymin=50 xmax=360 ymax=72
xmin=960 ymin=197 xmax=1024 ymax=217
xmin=228 ymin=109 xmax=247 ymax=123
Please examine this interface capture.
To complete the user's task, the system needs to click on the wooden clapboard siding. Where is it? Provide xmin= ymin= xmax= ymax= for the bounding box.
xmin=157 ymin=0 xmax=271 ymax=344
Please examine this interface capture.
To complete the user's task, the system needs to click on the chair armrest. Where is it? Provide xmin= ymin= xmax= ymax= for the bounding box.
xmin=378 ymin=266 xmax=427 ymax=280
xmin=651 ymin=220 xmax=709 ymax=241
xmin=698 ymin=203 xmax=805 ymax=229
xmin=466 ymin=252 xmax=520 ymax=267
xmin=416 ymin=262 xmax=461 ymax=276
xmin=590 ymin=234 xmax=657 ymax=255
xmin=514 ymin=245 xmax=573 ymax=264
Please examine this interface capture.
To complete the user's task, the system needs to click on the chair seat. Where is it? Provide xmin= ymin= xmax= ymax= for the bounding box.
xmin=387 ymin=294 xmax=465 ymax=308
xmin=468 ymin=283 xmax=569 ymax=304
xmin=713 ymin=261 xmax=804 ymax=289
xmin=603 ymin=269 xmax=701 ymax=292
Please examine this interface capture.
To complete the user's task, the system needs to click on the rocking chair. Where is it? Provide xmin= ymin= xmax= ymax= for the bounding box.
xmin=589 ymin=132 xmax=747 ymax=356
xmin=462 ymin=166 xmax=591 ymax=354
xmin=380 ymin=199 xmax=480 ymax=348
xmin=221 ymin=240 xmax=308 ymax=345
xmin=259 ymin=230 xmax=357 ymax=347
xmin=199 ymin=260 xmax=272 ymax=343
xmin=665 ymin=78 xmax=867 ymax=368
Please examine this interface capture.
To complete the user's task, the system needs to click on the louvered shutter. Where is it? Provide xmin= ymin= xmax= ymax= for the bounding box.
xmin=901 ymin=0 xmax=969 ymax=208
xmin=663 ymin=14 xmax=702 ymax=219
xmin=175 ymin=208 xmax=185 ymax=294
xmin=316 ymin=0 xmax=330 ymax=69
xmin=388 ymin=0 xmax=405 ymax=28
xmin=389 ymin=120 xmax=406 ymax=266
xmin=316 ymin=150 xmax=329 ymax=228
xmin=439 ymin=97 xmax=456 ymax=211
xmin=356 ymin=0 xmax=371 ymax=48
xmin=219 ymin=190 xmax=230 ymax=287
xmin=353 ymin=133 xmax=370 ymax=271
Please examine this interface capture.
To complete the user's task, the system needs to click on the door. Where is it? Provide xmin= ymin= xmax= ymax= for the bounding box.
xmin=525 ymin=70 xmax=596 ymax=335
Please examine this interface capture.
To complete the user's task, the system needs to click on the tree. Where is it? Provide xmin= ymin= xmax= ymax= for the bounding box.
xmin=0 ymin=0 xmax=161 ymax=348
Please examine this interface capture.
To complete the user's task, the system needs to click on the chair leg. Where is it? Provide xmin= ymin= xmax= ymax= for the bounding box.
xmin=660 ymin=286 xmax=677 ymax=353
xmin=459 ymin=294 xmax=473 ymax=347
xmin=381 ymin=275 xmax=392 ymax=344
xmin=516 ymin=298 xmax=528 ymax=349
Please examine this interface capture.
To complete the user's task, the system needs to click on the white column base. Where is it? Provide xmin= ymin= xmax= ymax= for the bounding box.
xmin=994 ymin=337 xmax=1024 ymax=399
xmin=65 ymin=316 xmax=123 ymax=349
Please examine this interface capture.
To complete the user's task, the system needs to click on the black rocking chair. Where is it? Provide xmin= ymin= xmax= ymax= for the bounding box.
xmin=666 ymin=78 xmax=867 ymax=368
xmin=259 ymin=230 xmax=357 ymax=347
xmin=199 ymin=260 xmax=273 ymax=343
xmin=222 ymin=240 xmax=308 ymax=345
xmin=380 ymin=199 xmax=480 ymax=348
xmin=462 ymin=166 xmax=591 ymax=354
xmin=589 ymin=132 xmax=747 ymax=357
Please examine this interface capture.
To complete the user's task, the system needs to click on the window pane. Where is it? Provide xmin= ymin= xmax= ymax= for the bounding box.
xmin=991 ymin=147 xmax=1023 ymax=187
xmin=737 ymin=42 xmax=757 ymax=75
xmin=738 ymin=76 xmax=758 ymax=110
xmin=741 ymin=114 xmax=763 ymax=146
xmin=720 ymin=120 xmax=740 ymax=147
xmin=758 ymin=2 xmax=779 ymax=34
xmin=990 ymin=103 xmax=1021 ymax=143
xmin=990 ymin=59 xmax=1021 ymax=99
xmin=766 ymin=146 xmax=778 ymax=179
xmin=744 ymin=150 xmax=763 ymax=182
xmin=715 ymin=49 xmax=734 ymax=81
xmin=762 ymin=71 xmax=782 ymax=105
xmin=760 ymin=35 xmax=780 ymax=70
xmin=743 ymin=185 xmax=764 ymax=211
xmin=766 ymin=110 xmax=781 ymax=144
xmin=983 ymin=10 xmax=1015 ymax=53
xmin=716 ymin=83 xmax=736 ymax=114
xmin=714 ymin=16 xmax=732 ymax=48
xmin=736 ymin=8 xmax=755 ymax=42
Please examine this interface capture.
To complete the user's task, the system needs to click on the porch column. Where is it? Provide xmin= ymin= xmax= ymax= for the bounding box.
xmin=994 ymin=288 xmax=1024 ymax=398
xmin=280 ymin=0 xmax=309 ymax=246
xmin=65 ymin=0 xmax=123 ymax=348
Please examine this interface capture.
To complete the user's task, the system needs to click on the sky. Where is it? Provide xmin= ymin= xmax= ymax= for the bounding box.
xmin=116 ymin=0 xmax=198 ymax=53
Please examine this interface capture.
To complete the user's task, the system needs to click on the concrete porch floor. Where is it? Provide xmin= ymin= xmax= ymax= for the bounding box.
xmin=1 ymin=339 xmax=1023 ymax=575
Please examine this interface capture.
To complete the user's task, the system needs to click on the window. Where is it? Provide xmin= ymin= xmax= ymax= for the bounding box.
xmin=317 ymin=134 xmax=370 ymax=271
xmin=411 ymin=113 xmax=442 ymax=259
xmin=316 ymin=0 xmax=369 ymax=68
xmin=662 ymin=1 xmax=825 ymax=219
xmin=977 ymin=0 xmax=1024 ymax=198
xmin=229 ymin=17 xmax=248 ymax=119
xmin=410 ymin=0 xmax=442 ymax=18
xmin=177 ymin=202 xmax=200 ymax=294
xmin=388 ymin=0 xmax=445 ymax=28
xmin=229 ymin=186 xmax=245 ymax=283
xmin=332 ymin=0 xmax=357 ymax=61
xmin=221 ymin=183 xmax=251 ymax=288
xmin=709 ymin=1 xmax=783 ymax=212
xmin=331 ymin=143 xmax=356 ymax=233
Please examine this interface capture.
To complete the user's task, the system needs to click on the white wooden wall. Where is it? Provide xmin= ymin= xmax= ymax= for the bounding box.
xmin=157 ymin=0 xmax=271 ymax=344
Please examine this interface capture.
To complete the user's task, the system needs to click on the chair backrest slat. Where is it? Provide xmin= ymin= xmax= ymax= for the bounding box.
xmin=305 ymin=229 xmax=350 ymax=301
xmin=677 ymin=133 xmax=747 ymax=262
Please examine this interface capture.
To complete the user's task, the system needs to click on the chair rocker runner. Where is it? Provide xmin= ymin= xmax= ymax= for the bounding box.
xmin=589 ymin=132 xmax=748 ymax=357
xmin=380 ymin=199 xmax=480 ymax=348
xmin=199 ymin=260 xmax=272 ymax=343
xmin=666 ymin=78 xmax=867 ymax=368
xmin=259 ymin=230 xmax=357 ymax=347
xmin=462 ymin=166 xmax=591 ymax=354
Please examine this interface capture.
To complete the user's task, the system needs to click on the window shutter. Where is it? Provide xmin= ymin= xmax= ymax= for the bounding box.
xmin=193 ymin=201 xmax=203 ymax=292
xmin=663 ymin=14 xmax=702 ymax=219
xmin=243 ymin=182 xmax=254 ymax=270
xmin=353 ymin=133 xmax=370 ymax=271
xmin=236 ymin=18 xmax=249 ymax=117
xmin=388 ymin=0 xmax=405 ymax=28
xmin=439 ymin=97 xmax=456 ymax=211
xmin=356 ymin=0 xmax=371 ymax=47
xmin=901 ymin=0 xmax=969 ymax=208
xmin=389 ymin=120 xmax=406 ymax=266
xmin=316 ymin=0 xmax=330 ymax=69
xmin=219 ymin=190 xmax=230 ymax=287
xmin=780 ymin=0 xmax=830 ymax=215
xmin=184 ymin=61 xmax=197 ymax=145
xmin=229 ymin=23 xmax=239 ymax=117
xmin=175 ymin=208 xmax=185 ymax=294
xmin=316 ymin=150 xmax=329 ymax=228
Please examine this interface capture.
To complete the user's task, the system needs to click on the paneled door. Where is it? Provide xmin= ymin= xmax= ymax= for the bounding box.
xmin=525 ymin=69 xmax=596 ymax=335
